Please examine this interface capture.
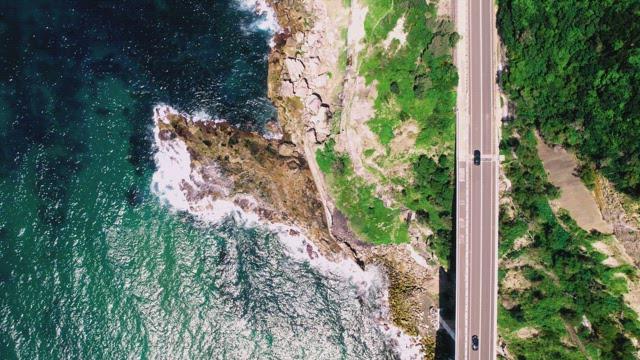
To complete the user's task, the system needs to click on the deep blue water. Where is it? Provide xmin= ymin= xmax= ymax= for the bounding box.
xmin=0 ymin=1 xmax=400 ymax=359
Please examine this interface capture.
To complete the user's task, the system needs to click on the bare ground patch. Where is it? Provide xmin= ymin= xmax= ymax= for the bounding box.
xmin=515 ymin=327 xmax=539 ymax=340
xmin=382 ymin=16 xmax=407 ymax=50
xmin=535 ymin=133 xmax=612 ymax=234
xmin=502 ymin=269 xmax=532 ymax=292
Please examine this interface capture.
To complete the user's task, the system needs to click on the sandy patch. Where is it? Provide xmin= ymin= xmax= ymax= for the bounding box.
xmin=347 ymin=0 xmax=368 ymax=55
xmin=437 ymin=0 xmax=452 ymax=19
xmin=382 ymin=16 xmax=407 ymax=50
xmin=454 ymin=0 xmax=470 ymax=159
xmin=337 ymin=76 xmax=381 ymax=181
xmin=502 ymin=269 xmax=531 ymax=292
xmin=515 ymin=327 xmax=539 ymax=340
xmin=389 ymin=120 xmax=419 ymax=155
xmin=512 ymin=234 xmax=533 ymax=251
xmin=336 ymin=0 xmax=382 ymax=184
xmin=535 ymin=134 xmax=612 ymax=234
xmin=594 ymin=241 xmax=622 ymax=267
xmin=625 ymin=279 xmax=640 ymax=320
xmin=592 ymin=240 xmax=634 ymax=268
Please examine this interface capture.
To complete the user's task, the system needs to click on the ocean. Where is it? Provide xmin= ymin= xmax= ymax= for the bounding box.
xmin=0 ymin=1 xmax=415 ymax=358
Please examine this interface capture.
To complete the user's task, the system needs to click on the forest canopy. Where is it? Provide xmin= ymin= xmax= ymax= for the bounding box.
xmin=497 ymin=0 xmax=640 ymax=196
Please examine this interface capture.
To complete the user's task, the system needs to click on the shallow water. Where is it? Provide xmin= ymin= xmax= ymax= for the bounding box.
xmin=0 ymin=1 xmax=408 ymax=359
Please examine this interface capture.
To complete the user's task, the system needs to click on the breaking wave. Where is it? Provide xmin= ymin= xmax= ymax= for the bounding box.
xmin=236 ymin=0 xmax=281 ymax=41
xmin=150 ymin=104 xmax=424 ymax=359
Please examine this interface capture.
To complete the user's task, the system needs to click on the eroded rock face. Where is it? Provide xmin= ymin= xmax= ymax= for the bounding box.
xmin=156 ymin=109 xmax=342 ymax=255
xmin=265 ymin=0 xmax=443 ymax=350
xmin=596 ymin=175 xmax=640 ymax=267
xmin=267 ymin=0 xmax=339 ymax=146
xmin=285 ymin=57 xmax=305 ymax=81
xmin=155 ymin=0 xmax=443 ymax=352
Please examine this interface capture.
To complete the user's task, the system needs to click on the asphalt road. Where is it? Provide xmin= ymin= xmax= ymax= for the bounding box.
xmin=454 ymin=0 xmax=498 ymax=358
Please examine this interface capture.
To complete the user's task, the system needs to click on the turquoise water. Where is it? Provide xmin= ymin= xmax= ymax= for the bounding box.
xmin=0 ymin=1 xmax=400 ymax=358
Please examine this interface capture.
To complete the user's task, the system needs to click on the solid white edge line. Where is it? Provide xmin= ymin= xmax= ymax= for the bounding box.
xmin=462 ymin=0 xmax=471 ymax=358
xmin=454 ymin=21 xmax=461 ymax=360
xmin=492 ymin=0 xmax=500 ymax=358
xmin=477 ymin=0 xmax=485 ymax=357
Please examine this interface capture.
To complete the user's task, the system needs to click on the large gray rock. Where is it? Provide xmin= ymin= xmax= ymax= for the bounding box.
xmin=311 ymin=105 xmax=331 ymax=142
xmin=285 ymin=57 xmax=305 ymax=81
xmin=305 ymin=93 xmax=323 ymax=115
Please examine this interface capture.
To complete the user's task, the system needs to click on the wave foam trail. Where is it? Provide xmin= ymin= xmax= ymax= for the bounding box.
xmin=151 ymin=104 xmax=250 ymax=224
xmin=236 ymin=0 xmax=281 ymax=42
xmin=273 ymin=224 xmax=424 ymax=359
xmin=150 ymin=104 xmax=424 ymax=359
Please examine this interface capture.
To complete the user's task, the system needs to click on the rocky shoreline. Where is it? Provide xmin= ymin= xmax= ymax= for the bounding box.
xmin=153 ymin=0 xmax=444 ymax=357
xmin=266 ymin=0 xmax=443 ymax=353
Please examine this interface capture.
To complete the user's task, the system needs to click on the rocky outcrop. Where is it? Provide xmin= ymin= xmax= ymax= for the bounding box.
xmin=596 ymin=175 xmax=640 ymax=266
xmin=267 ymin=0 xmax=343 ymax=146
xmin=154 ymin=0 xmax=444 ymax=355
xmin=155 ymin=106 xmax=342 ymax=256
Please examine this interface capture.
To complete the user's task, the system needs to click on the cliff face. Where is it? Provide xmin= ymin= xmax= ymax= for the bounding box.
xmin=267 ymin=0 xmax=443 ymax=352
xmin=267 ymin=0 xmax=344 ymax=145
xmin=155 ymin=0 xmax=445 ymax=355
xmin=266 ymin=0 xmax=351 ymax=243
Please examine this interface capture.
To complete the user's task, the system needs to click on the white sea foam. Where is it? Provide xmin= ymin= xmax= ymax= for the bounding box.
xmin=236 ymin=0 xmax=281 ymax=46
xmin=192 ymin=109 xmax=227 ymax=124
xmin=274 ymin=226 xmax=424 ymax=359
xmin=150 ymin=104 xmax=424 ymax=359
xmin=262 ymin=130 xmax=283 ymax=141
xmin=151 ymin=104 xmax=243 ymax=223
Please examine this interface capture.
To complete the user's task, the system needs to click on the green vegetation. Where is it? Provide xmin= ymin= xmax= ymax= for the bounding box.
xmin=363 ymin=148 xmax=375 ymax=157
xmin=577 ymin=163 xmax=597 ymax=190
xmin=315 ymin=1 xmax=457 ymax=263
xmin=361 ymin=0 xmax=458 ymax=149
xmin=318 ymin=0 xmax=457 ymax=263
xmin=360 ymin=0 xmax=457 ymax=263
xmin=497 ymin=0 xmax=640 ymax=196
xmin=499 ymin=124 xmax=640 ymax=359
xmin=403 ymin=154 xmax=454 ymax=266
xmin=317 ymin=140 xmax=409 ymax=244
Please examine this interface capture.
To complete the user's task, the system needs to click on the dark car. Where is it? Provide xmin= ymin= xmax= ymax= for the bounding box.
xmin=471 ymin=335 xmax=479 ymax=351
xmin=473 ymin=150 xmax=481 ymax=166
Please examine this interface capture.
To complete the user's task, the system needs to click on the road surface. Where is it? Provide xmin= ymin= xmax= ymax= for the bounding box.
xmin=454 ymin=0 xmax=499 ymax=358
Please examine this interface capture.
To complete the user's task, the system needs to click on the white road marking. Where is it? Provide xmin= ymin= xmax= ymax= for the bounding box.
xmin=477 ymin=0 xmax=485 ymax=357
xmin=492 ymin=1 xmax=499 ymax=354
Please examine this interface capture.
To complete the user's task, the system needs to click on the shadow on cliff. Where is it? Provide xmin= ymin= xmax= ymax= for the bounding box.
xmin=434 ymin=182 xmax=457 ymax=359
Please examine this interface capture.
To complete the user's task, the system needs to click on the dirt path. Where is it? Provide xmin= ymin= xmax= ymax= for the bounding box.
xmin=563 ymin=320 xmax=592 ymax=360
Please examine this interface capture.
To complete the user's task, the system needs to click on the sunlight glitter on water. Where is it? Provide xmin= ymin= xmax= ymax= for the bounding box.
xmin=150 ymin=104 xmax=425 ymax=359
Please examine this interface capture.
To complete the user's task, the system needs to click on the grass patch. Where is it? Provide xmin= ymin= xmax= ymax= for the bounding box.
xmin=317 ymin=140 xmax=409 ymax=244
xmin=331 ymin=0 xmax=458 ymax=265
xmin=361 ymin=0 xmax=457 ymax=150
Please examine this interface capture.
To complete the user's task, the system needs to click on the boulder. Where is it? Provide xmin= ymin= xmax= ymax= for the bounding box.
xmin=278 ymin=143 xmax=296 ymax=157
xmin=309 ymin=73 xmax=329 ymax=89
xmin=310 ymin=106 xmax=331 ymax=142
xmin=280 ymin=80 xmax=294 ymax=97
xmin=305 ymin=56 xmax=322 ymax=76
xmin=305 ymin=93 xmax=323 ymax=115
xmin=285 ymin=57 xmax=305 ymax=81
xmin=293 ymin=78 xmax=311 ymax=97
